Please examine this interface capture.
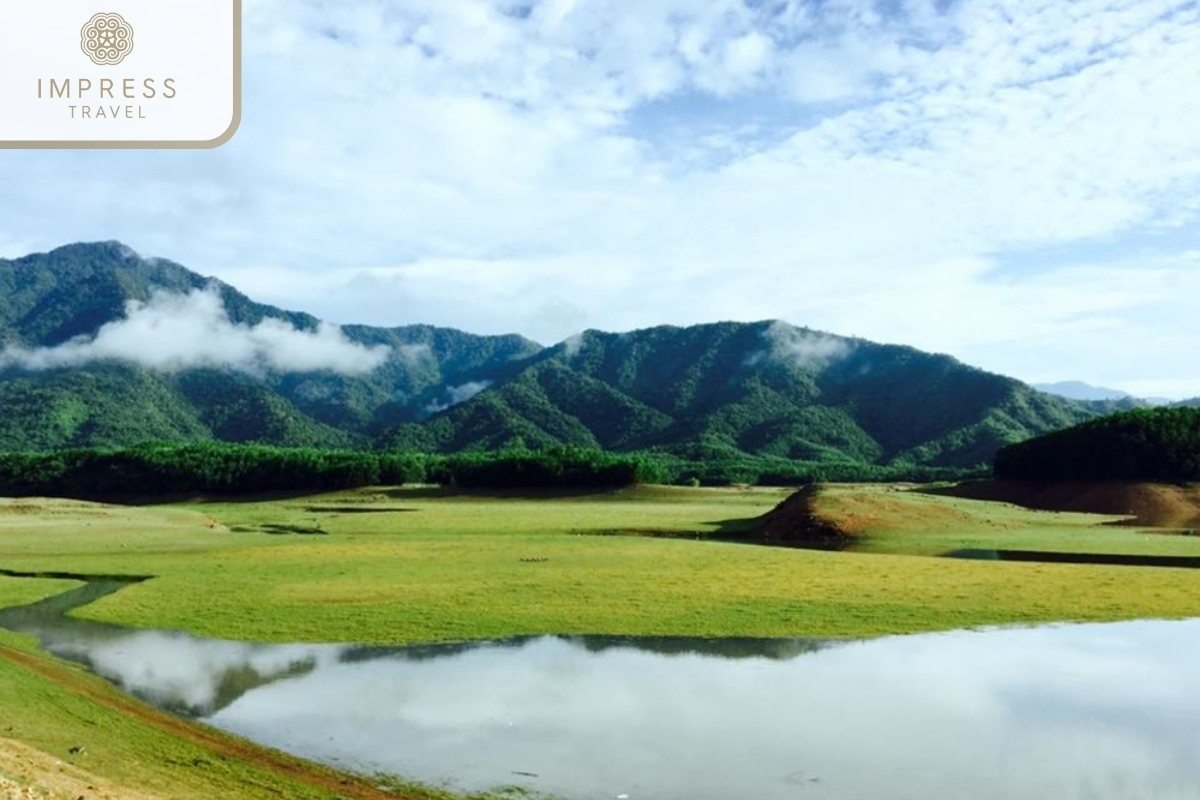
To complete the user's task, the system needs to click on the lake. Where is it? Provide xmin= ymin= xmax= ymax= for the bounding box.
xmin=3 ymin=580 xmax=1199 ymax=800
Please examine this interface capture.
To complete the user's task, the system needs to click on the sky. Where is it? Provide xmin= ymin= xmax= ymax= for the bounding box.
xmin=2 ymin=0 xmax=1199 ymax=398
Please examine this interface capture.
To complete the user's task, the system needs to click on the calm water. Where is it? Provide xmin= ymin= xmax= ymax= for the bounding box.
xmin=3 ymin=581 xmax=1200 ymax=800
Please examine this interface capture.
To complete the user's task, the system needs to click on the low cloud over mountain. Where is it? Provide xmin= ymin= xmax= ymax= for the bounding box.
xmin=0 ymin=287 xmax=391 ymax=376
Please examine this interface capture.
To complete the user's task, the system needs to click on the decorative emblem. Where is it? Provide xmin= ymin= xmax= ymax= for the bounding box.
xmin=81 ymin=13 xmax=134 ymax=66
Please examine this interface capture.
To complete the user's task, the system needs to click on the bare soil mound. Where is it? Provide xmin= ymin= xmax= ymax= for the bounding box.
xmin=746 ymin=485 xmax=852 ymax=549
xmin=939 ymin=480 xmax=1200 ymax=529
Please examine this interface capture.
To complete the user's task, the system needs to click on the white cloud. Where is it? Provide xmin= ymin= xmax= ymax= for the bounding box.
xmin=398 ymin=343 xmax=436 ymax=365
xmin=752 ymin=321 xmax=855 ymax=372
xmin=1 ymin=0 xmax=1199 ymax=395
xmin=560 ymin=332 xmax=587 ymax=359
xmin=45 ymin=628 xmax=343 ymax=717
xmin=0 ymin=288 xmax=391 ymax=376
xmin=448 ymin=380 xmax=493 ymax=405
xmin=423 ymin=379 xmax=494 ymax=416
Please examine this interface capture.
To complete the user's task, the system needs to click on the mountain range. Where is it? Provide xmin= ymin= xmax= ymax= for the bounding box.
xmin=0 ymin=242 xmax=1138 ymax=468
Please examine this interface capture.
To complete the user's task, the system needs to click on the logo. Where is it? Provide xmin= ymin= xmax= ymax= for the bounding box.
xmin=81 ymin=12 xmax=135 ymax=66
xmin=1 ymin=1 xmax=241 ymax=149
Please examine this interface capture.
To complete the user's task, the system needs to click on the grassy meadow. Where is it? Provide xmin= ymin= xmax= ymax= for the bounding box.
xmin=3 ymin=484 xmax=1200 ymax=645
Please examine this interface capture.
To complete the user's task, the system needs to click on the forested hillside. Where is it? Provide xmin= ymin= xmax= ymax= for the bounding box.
xmin=382 ymin=323 xmax=1115 ymax=468
xmin=995 ymin=408 xmax=1200 ymax=481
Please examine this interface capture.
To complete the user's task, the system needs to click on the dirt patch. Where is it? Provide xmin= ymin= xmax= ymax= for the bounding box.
xmin=0 ymin=499 xmax=116 ymax=518
xmin=0 ymin=738 xmax=165 ymax=800
xmin=200 ymin=515 xmax=230 ymax=532
xmin=937 ymin=481 xmax=1200 ymax=529
xmin=744 ymin=486 xmax=852 ymax=549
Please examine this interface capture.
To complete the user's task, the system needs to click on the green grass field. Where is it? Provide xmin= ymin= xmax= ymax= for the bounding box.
xmin=4 ymin=483 xmax=1200 ymax=800
xmin=4 ymin=484 xmax=1200 ymax=644
xmin=0 ymin=575 xmax=81 ymax=610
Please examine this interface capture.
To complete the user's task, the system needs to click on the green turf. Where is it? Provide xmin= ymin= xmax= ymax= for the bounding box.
xmin=0 ymin=575 xmax=81 ymax=609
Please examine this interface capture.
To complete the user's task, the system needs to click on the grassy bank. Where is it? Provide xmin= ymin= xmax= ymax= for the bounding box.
xmin=0 ymin=626 xmax=514 ymax=800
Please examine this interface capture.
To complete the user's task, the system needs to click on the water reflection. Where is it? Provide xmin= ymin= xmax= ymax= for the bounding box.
xmin=3 ymin=582 xmax=1200 ymax=799
xmin=0 ymin=581 xmax=340 ymax=716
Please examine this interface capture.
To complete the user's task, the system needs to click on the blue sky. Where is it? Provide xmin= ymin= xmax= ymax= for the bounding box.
xmin=2 ymin=0 xmax=1199 ymax=397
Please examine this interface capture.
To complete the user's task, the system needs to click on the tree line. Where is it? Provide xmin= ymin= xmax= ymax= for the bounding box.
xmin=0 ymin=441 xmax=986 ymax=500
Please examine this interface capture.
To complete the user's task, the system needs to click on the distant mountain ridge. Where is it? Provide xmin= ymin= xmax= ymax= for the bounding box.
xmin=0 ymin=242 xmax=1124 ymax=467
xmin=1034 ymin=381 xmax=1132 ymax=402
xmin=1035 ymin=380 xmax=1173 ymax=407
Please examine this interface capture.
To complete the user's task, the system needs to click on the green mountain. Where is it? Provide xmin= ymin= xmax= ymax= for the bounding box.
xmin=0 ymin=242 xmax=1118 ymax=468
xmin=0 ymin=242 xmax=540 ymax=449
xmin=382 ymin=323 xmax=1117 ymax=468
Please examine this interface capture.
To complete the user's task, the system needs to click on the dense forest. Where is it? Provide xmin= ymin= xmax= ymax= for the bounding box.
xmin=994 ymin=408 xmax=1200 ymax=482
xmin=0 ymin=441 xmax=984 ymax=500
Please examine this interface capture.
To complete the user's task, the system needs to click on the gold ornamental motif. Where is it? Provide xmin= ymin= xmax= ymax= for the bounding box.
xmin=81 ymin=12 xmax=134 ymax=66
